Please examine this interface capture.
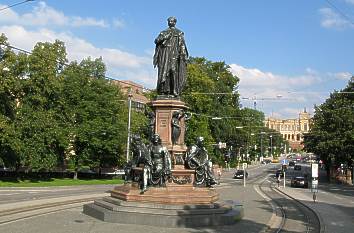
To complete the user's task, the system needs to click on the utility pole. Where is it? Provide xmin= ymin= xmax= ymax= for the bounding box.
xmin=260 ymin=132 xmax=265 ymax=162
xmin=270 ymin=135 xmax=273 ymax=159
xmin=126 ymin=88 xmax=133 ymax=162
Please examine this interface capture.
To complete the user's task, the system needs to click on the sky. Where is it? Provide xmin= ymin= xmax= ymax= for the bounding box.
xmin=0 ymin=0 xmax=353 ymax=119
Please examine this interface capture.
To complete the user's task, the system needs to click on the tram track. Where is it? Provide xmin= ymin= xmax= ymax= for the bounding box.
xmin=257 ymin=176 xmax=321 ymax=233
xmin=0 ymin=196 xmax=103 ymax=226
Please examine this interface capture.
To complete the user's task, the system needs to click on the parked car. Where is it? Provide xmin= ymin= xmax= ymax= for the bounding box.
xmin=262 ymin=159 xmax=271 ymax=164
xmin=294 ymin=164 xmax=302 ymax=171
xmin=0 ymin=166 xmax=10 ymax=171
xmin=291 ymin=176 xmax=308 ymax=188
xmin=233 ymin=170 xmax=248 ymax=179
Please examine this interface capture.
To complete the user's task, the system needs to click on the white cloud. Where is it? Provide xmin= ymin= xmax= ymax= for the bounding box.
xmin=332 ymin=71 xmax=352 ymax=80
xmin=71 ymin=17 xmax=108 ymax=28
xmin=229 ymin=64 xmax=340 ymax=118
xmin=229 ymin=64 xmax=321 ymax=91
xmin=1 ymin=25 xmax=155 ymax=84
xmin=0 ymin=2 xmax=108 ymax=28
xmin=319 ymin=8 xmax=353 ymax=29
xmin=345 ymin=0 xmax=354 ymax=5
xmin=113 ymin=19 xmax=125 ymax=29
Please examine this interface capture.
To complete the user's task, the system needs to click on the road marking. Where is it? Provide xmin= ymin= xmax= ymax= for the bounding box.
xmin=0 ymin=189 xmax=77 ymax=192
xmin=332 ymin=195 xmax=343 ymax=200
xmin=253 ymin=185 xmax=270 ymax=201
xmin=0 ymin=193 xmax=22 ymax=196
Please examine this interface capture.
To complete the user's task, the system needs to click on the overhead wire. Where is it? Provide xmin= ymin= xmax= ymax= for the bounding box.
xmin=0 ymin=0 xmax=35 ymax=12
xmin=325 ymin=0 xmax=354 ymax=26
xmin=0 ymin=43 xmax=142 ymax=89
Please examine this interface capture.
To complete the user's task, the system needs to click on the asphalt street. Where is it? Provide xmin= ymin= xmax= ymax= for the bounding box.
xmin=0 ymin=163 xmax=353 ymax=233
xmin=0 ymin=185 xmax=116 ymax=204
xmin=0 ymin=164 xmax=275 ymax=233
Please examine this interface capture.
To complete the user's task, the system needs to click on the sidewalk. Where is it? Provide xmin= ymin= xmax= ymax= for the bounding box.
xmin=277 ymin=184 xmax=354 ymax=233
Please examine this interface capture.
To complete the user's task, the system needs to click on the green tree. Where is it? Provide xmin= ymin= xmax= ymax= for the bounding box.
xmin=13 ymin=40 xmax=68 ymax=171
xmin=181 ymin=57 xmax=282 ymax=165
xmin=61 ymin=57 xmax=135 ymax=178
xmin=304 ymin=77 xmax=354 ymax=179
xmin=0 ymin=34 xmax=29 ymax=169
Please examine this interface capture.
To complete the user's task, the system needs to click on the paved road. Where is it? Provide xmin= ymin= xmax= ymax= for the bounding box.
xmin=0 ymin=164 xmax=276 ymax=233
xmin=1 ymin=163 xmax=353 ymax=233
xmin=0 ymin=185 xmax=116 ymax=204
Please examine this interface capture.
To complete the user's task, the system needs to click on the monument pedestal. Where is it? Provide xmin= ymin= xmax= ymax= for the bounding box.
xmin=110 ymin=168 xmax=218 ymax=204
xmin=83 ymin=197 xmax=243 ymax=228
xmin=83 ymin=98 xmax=243 ymax=227
xmin=150 ymin=98 xmax=188 ymax=165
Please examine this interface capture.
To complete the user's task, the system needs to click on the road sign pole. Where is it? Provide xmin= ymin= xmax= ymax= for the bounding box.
xmin=283 ymin=171 xmax=286 ymax=188
xmin=243 ymin=163 xmax=246 ymax=187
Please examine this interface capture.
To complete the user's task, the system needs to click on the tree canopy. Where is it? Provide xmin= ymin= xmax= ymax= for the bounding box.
xmin=304 ymin=77 xmax=354 ymax=172
xmin=0 ymin=35 xmax=147 ymax=176
xmin=182 ymin=57 xmax=281 ymax=164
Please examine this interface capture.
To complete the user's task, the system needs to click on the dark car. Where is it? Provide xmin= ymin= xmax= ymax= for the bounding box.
xmin=233 ymin=170 xmax=248 ymax=179
xmin=291 ymin=176 xmax=308 ymax=188
xmin=288 ymin=161 xmax=295 ymax=167
xmin=294 ymin=164 xmax=302 ymax=171
xmin=262 ymin=159 xmax=271 ymax=164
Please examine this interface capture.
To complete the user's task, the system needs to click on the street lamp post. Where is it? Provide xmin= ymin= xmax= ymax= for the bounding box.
xmin=260 ymin=132 xmax=265 ymax=162
xmin=270 ymin=135 xmax=273 ymax=159
xmin=126 ymin=88 xmax=133 ymax=162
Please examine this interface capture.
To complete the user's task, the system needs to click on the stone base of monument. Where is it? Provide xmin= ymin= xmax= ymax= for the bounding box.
xmin=108 ymin=168 xmax=219 ymax=204
xmin=83 ymin=197 xmax=243 ymax=228
xmin=110 ymin=183 xmax=219 ymax=204
xmin=83 ymin=168 xmax=243 ymax=227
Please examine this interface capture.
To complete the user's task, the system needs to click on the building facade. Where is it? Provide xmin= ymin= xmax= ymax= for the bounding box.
xmin=265 ymin=110 xmax=312 ymax=151
xmin=110 ymin=80 xmax=149 ymax=111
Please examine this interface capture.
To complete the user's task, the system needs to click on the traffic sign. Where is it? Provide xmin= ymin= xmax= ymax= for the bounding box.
xmin=242 ymin=163 xmax=247 ymax=169
xmin=282 ymin=159 xmax=288 ymax=165
xmin=312 ymin=164 xmax=319 ymax=178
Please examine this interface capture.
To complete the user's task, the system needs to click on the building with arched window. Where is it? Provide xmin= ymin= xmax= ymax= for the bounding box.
xmin=110 ymin=80 xmax=149 ymax=112
xmin=265 ymin=109 xmax=312 ymax=151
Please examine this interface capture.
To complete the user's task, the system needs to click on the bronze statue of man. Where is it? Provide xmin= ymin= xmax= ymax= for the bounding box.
xmin=153 ymin=17 xmax=188 ymax=97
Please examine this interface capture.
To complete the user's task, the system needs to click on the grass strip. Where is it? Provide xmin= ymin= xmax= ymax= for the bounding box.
xmin=0 ymin=178 xmax=124 ymax=187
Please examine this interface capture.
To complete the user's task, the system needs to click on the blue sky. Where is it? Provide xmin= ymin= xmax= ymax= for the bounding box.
xmin=1 ymin=0 xmax=353 ymax=118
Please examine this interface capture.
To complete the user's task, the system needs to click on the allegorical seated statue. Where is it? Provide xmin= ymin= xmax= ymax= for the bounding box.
xmin=141 ymin=134 xmax=172 ymax=193
xmin=185 ymin=136 xmax=217 ymax=187
xmin=124 ymin=135 xmax=149 ymax=183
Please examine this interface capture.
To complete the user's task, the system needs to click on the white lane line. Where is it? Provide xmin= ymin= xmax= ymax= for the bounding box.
xmin=254 ymin=185 xmax=270 ymax=201
xmin=0 ymin=189 xmax=77 ymax=192
xmin=332 ymin=195 xmax=344 ymax=200
xmin=0 ymin=193 xmax=22 ymax=196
